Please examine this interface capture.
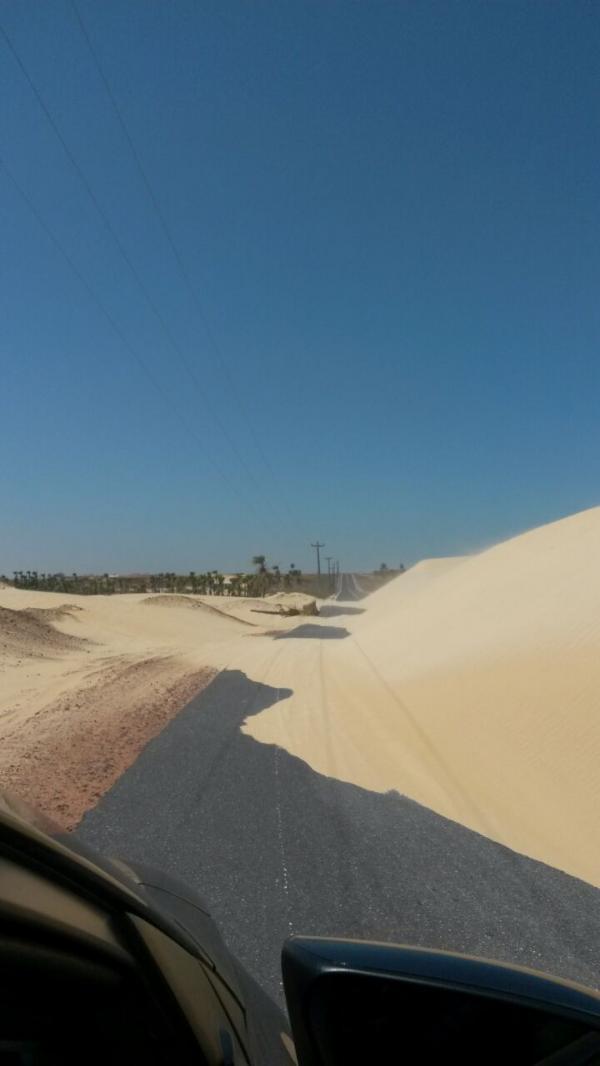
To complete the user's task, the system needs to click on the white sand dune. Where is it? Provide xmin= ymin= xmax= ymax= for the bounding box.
xmin=353 ymin=509 xmax=600 ymax=670
xmin=356 ymin=556 xmax=468 ymax=612
xmin=244 ymin=507 xmax=600 ymax=887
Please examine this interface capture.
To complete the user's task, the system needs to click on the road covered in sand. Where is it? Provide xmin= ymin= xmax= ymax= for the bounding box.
xmin=3 ymin=507 xmax=600 ymax=998
xmin=245 ymin=508 xmax=600 ymax=890
xmin=3 ymin=507 xmax=600 ymax=882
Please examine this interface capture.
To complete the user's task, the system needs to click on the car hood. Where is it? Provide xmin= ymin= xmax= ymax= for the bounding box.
xmin=0 ymin=792 xmax=293 ymax=1064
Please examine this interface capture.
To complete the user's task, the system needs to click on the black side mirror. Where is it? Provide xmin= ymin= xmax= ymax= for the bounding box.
xmin=282 ymin=937 xmax=600 ymax=1066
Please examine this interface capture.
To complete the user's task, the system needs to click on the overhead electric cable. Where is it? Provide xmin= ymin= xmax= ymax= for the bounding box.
xmin=0 ymin=154 xmax=267 ymax=519
xmin=0 ymin=20 xmax=281 ymax=518
xmin=69 ymin=0 xmax=300 ymax=530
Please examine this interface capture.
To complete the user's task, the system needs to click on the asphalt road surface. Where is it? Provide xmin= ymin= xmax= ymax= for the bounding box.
xmin=334 ymin=572 xmax=369 ymax=601
xmin=79 ymin=665 xmax=600 ymax=1009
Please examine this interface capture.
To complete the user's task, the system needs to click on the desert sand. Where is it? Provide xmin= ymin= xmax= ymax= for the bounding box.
xmin=0 ymin=588 xmax=283 ymax=826
xmin=2 ymin=507 xmax=600 ymax=889
xmin=243 ymin=507 xmax=600 ymax=888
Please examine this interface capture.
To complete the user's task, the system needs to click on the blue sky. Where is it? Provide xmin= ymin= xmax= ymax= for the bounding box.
xmin=1 ymin=1 xmax=599 ymax=574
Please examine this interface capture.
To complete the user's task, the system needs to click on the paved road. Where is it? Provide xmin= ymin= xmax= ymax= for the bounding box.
xmin=79 ymin=667 xmax=600 ymax=1009
xmin=334 ymin=572 xmax=369 ymax=601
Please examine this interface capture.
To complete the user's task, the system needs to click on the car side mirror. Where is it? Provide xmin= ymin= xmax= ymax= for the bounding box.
xmin=282 ymin=937 xmax=600 ymax=1066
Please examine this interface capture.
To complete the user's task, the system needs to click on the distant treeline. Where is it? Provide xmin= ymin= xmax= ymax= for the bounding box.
xmin=7 ymin=561 xmax=305 ymax=598
xmin=5 ymin=558 xmax=404 ymax=598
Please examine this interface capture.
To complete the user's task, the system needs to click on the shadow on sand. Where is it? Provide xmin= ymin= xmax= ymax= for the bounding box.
xmin=272 ymin=623 xmax=350 ymax=640
xmin=318 ymin=604 xmax=366 ymax=618
xmin=79 ymin=669 xmax=600 ymax=1009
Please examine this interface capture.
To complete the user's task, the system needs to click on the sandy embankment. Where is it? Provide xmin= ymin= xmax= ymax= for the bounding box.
xmin=243 ymin=507 xmax=600 ymax=889
xmin=0 ymin=586 xmax=318 ymax=828
xmin=0 ymin=590 xmax=274 ymax=828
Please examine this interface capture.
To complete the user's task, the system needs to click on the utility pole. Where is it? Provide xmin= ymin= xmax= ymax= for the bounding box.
xmin=311 ymin=541 xmax=325 ymax=579
xmin=325 ymin=556 xmax=333 ymax=590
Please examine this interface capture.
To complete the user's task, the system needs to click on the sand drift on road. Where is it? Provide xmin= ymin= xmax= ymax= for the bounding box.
xmin=0 ymin=589 xmax=256 ymax=826
xmin=2 ymin=507 xmax=600 ymax=889
xmin=244 ymin=507 xmax=600 ymax=888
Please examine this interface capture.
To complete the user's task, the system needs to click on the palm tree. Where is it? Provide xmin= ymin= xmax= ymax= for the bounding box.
xmin=230 ymin=573 xmax=246 ymax=597
xmin=252 ymin=555 xmax=267 ymax=574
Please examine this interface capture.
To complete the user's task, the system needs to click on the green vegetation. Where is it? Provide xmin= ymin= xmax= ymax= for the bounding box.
xmin=6 ymin=560 xmax=404 ymax=598
xmin=8 ymin=559 xmax=305 ymax=598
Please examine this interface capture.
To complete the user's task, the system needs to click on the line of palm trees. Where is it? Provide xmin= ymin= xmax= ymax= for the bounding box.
xmin=248 ymin=556 xmax=303 ymax=596
xmin=9 ymin=559 xmax=304 ymax=597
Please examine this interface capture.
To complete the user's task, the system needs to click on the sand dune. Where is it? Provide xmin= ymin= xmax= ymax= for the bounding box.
xmin=142 ymin=594 xmax=222 ymax=609
xmin=356 ymin=556 xmax=468 ymax=612
xmin=354 ymin=509 xmax=600 ymax=671
xmin=244 ymin=507 xmax=600 ymax=887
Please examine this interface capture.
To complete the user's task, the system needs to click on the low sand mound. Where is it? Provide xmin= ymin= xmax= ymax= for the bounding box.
xmin=0 ymin=605 xmax=86 ymax=659
xmin=266 ymin=591 xmax=318 ymax=606
xmin=263 ymin=592 xmax=319 ymax=616
xmin=25 ymin=603 xmax=84 ymax=623
xmin=141 ymin=593 xmax=252 ymax=625
xmin=142 ymin=594 xmax=209 ymax=609
xmin=142 ymin=593 xmax=231 ymax=614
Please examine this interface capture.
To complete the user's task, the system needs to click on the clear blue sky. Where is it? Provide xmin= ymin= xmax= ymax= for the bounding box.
xmin=1 ymin=1 xmax=599 ymax=575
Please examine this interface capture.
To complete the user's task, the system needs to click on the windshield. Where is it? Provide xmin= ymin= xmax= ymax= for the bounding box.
xmin=1 ymin=0 xmax=599 ymax=1011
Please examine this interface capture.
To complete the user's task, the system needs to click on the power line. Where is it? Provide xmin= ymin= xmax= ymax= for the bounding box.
xmin=0 ymin=19 xmax=274 ymax=513
xmin=0 ymin=154 xmax=265 ymax=516
xmin=68 ymin=0 xmax=299 ymax=529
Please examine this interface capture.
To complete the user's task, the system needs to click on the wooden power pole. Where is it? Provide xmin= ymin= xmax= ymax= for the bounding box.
xmin=311 ymin=541 xmax=325 ymax=579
